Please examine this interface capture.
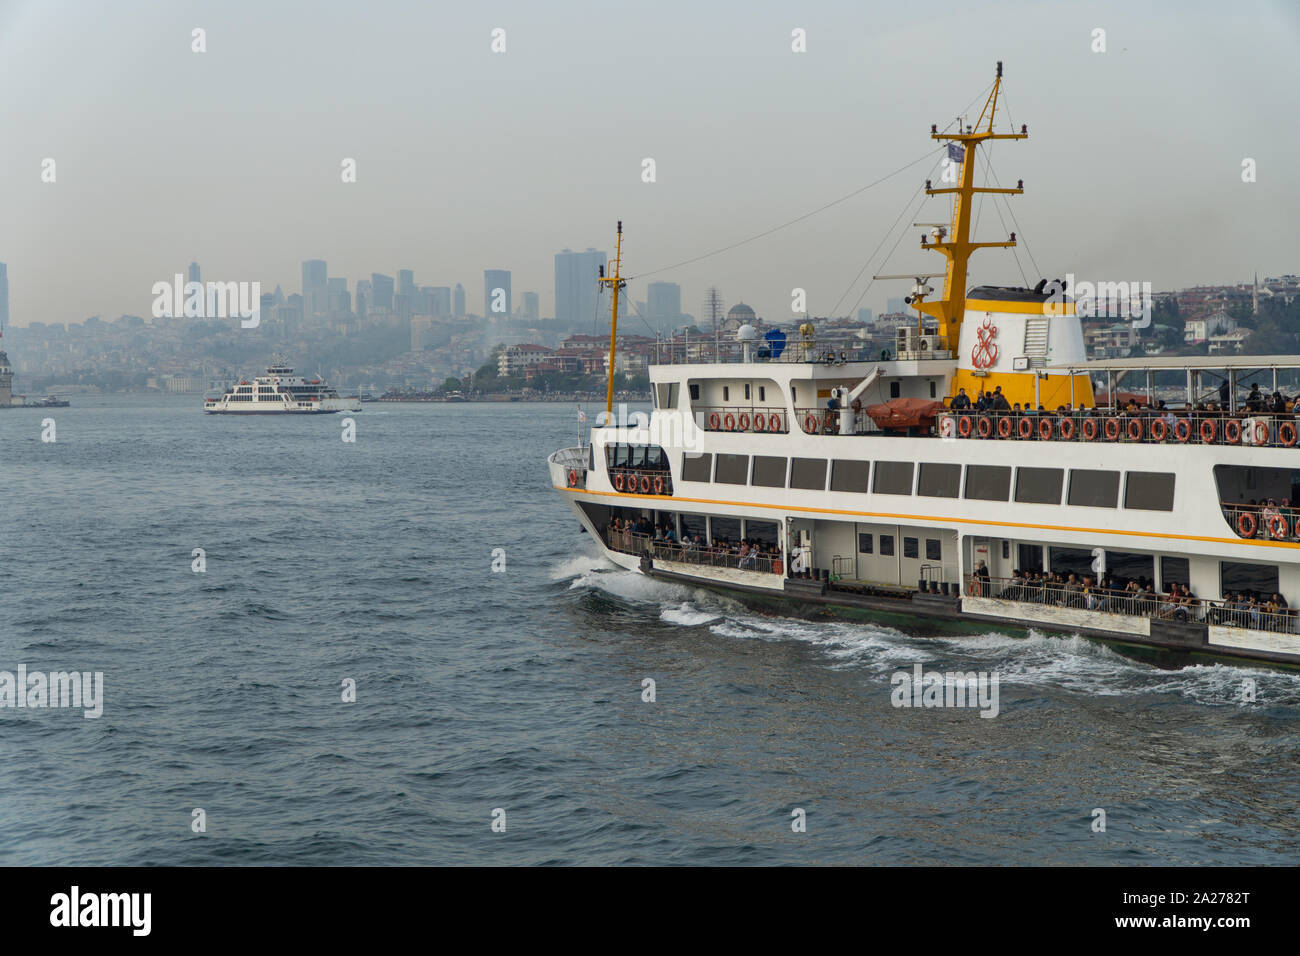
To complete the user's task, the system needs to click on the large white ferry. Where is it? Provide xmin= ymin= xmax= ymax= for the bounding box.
xmin=549 ymin=65 xmax=1300 ymax=669
xmin=203 ymin=361 xmax=360 ymax=414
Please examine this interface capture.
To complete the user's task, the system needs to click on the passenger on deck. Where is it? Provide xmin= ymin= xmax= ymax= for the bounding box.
xmin=951 ymin=388 xmax=972 ymax=410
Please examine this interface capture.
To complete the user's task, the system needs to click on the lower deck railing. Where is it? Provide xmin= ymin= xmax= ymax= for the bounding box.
xmin=605 ymin=530 xmax=782 ymax=574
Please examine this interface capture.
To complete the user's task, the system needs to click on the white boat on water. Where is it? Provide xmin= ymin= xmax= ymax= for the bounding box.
xmin=203 ymin=361 xmax=360 ymax=415
xmin=549 ymin=64 xmax=1300 ymax=669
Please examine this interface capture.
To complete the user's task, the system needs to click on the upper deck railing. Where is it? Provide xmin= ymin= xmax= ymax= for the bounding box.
xmin=648 ymin=339 xmax=876 ymax=366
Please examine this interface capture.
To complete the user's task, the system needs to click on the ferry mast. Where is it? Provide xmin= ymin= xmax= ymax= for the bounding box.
xmin=915 ymin=61 xmax=1026 ymax=350
xmin=598 ymin=221 xmax=627 ymax=417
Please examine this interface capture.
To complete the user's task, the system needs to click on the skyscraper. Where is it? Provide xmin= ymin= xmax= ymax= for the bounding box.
xmin=188 ymin=261 xmax=201 ymax=286
xmin=523 ymin=292 xmax=540 ymax=321
xmin=647 ymin=281 xmax=681 ymax=325
xmin=370 ymin=273 xmax=394 ymax=311
xmin=453 ymin=284 xmax=466 ymax=317
xmin=426 ymin=286 xmax=451 ymax=317
xmin=484 ymin=270 xmax=511 ymax=318
xmin=327 ymin=277 xmax=349 ymax=314
xmin=399 ymin=269 xmax=416 ymax=300
xmin=555 ymin=248 xmax=606 ymax=324
xmin=857 ymin=307 xmax=873 ymax=324
xmin=887 ymin=296 xmax=905 ymax=314
xmin=302 ymin=260 xmax=327 ymax=316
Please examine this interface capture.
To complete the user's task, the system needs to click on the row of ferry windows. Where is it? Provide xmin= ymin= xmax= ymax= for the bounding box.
xmin=858 ymin=533 xmax=943 ymax=561
xmin=680 ymin=454 xmax=1175 ymax=511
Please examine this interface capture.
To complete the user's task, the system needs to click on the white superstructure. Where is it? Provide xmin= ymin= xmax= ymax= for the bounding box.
xmin=203 ymin=362 xmax=360 ymax=415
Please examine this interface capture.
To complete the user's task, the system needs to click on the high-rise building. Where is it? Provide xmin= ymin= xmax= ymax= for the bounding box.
xmin=0 ymin=262 xmax=8 ymax=329
xmin=454 ymin=283 xmax=465 ymax=317
xmin=399 ymin=269 xmax=416 ymax=300
xmin=857 ymin=307 xmax=873 ymax=324
xmin=302 ymin=260 xmax=328 ymax=316
xmin=887 ymin=296 xmax=905 ymax=314
xmin=484 ymin=270 xmax=511 ymax=318
xmin=425 ymin=286 xmax=451 ymax=317
xmin=188 ymin=261 xmax=201 ymax=286
xmin=555 ymin=248 xmax=606 ymax=324
xmin=327 ymin=277 xmax=349 ymax=314
xmin=647 ymin=281 xmax=681 ymax=325
xmin=356 ymin=279 xmax=371 ymax=318
xmin=523 ymin=292 xmax=540 ymax=321
xmin=370 ymin=273 xmax=394 ymax=311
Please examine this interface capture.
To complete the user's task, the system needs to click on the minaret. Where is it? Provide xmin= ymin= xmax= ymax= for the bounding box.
xmin=1253 ymin=272 xmax=1259 ymax=316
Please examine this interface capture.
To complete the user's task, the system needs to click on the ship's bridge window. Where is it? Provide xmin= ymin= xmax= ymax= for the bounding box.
xmin=1068 ymin=470 xmax=1120 ymax=508
xmin=751 ymin=456 xmax=788 ymax=488
xmin=714 ymin=453 xmax=750 ymax=484
xmin=964 ymin=465 xmax=1011 ymax=501
xmin=790 ymin=458 xmax=828 ymax=491
xmin=917 ymin=462 xmax=961 ymax=498
xmin=830 ymin=460 xmax=870 ymax=493
xmin=681 ymin=453 xmax=712 ymax=482
xmin=606 ymin=444 xmax=669 ymax=471
xmin=1124 ymin=472 xmax=1175 ymax=512
xmin=655 ymin=383 xmax=680 ymax=409
xmin=872 ymin=461 xmax=914 ymax=496
xmin=1015 ymin=467 xmax=1064 ymax=505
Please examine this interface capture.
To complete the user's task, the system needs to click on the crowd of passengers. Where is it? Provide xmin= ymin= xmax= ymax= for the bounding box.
xmin=607 ymin=517 xmax=782 ymax=571
xmin=948 ymin=381 xmax=1300 ymax=422
xmin=984 ymin=567 xmax=1294 ymax=630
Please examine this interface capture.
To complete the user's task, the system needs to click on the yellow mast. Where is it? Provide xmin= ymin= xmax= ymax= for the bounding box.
xmin=599 ymin=221 xmax=626 ymax=417
xmin=915 ymin=62 xmax=1026 ymax=348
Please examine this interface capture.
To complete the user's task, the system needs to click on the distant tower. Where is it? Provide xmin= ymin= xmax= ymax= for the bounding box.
xmin=188 ymin=261 xmax=200 ymax=286
xmin=0 ymin=335 xmax=12 ymax=407
xmin=484 ymin=270 xmax=511 ymax=318
xmin=454 ymin=283 xmax=466 ymax=317
xmin=0 ymin=262 xmax=8 ymax=330
xmin=703 ymin=287 xmax=724 ymax=334
xmin=1253 ymin=272 xmax=1259 ymax=316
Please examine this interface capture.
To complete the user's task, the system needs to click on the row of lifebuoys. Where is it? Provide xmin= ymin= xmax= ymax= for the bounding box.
xmin=709 ymin=411 xmax=784 ymax=432
xmin=611 ymin=472 xmax=668 ymax=495
xmin=1237 ymin=510 xmax=1293 ymax=540
xmin=952 ymin=413 xmax=1299 ymax=446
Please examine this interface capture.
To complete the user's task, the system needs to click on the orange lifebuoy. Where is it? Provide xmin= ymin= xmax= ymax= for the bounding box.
xmin=708 ymin=412 xmax=720 ymax=430
xmin=653 ymin=475 xmax=665 ymax=494
xmin=1281 ymin=422 xmax=1298 ymax=447
xmin=770 ymin=413 xmax=782 ymax=432
xmin=1039 ymin=417 xmax=1053 ymax=440
xmin=567 ymin=469 xmax=578 ymax=487
xmin=1254 ymin=420 xmax=1269 ymax=445
xmin=1225 ymin=419 xmax=1242 ymax=444
xmin=613 ymin=473 xmax=625 ymax=492
xmin=1082 ymin=418 xmax=1098 ymax=441
xmin=1018 ymin=416 xmax=1033 ymax=439
xmin=1200 ymin=418 xmax=1216 ymax=443
xmin=1126 ymin=418 xmax=1141 ymax=441
xmin=1175 ymin=419 xmax=1191 ymax=442
xmin=1059 ymin=418 xmax=1075 ymax=441
xmin=958 ymin=415 xmax=973 ymax=438
xmin=968 ymin=579 xmax=979 ymax=595
xmin=1269 ymin=513 xmax=1288 ymax=540
xmin=977 ymin=416 xmax=993 ymax=439
xmin=738 ymin=412 xmax=750 ymax=431
xmin=723 ymin=412 xmax=736 ymax=431
xmin=804 ymin=413 xmax=819 ymax=434
xmin=754 ymin=413 xmax=766 ymax=432
xmin=997 ymin=416 xmax=1012 ymax=438
xmin=640 ymin=475 xmax=651 ymax=493
xmin=1149 ymin=419 xmax=1167 ymax=442
xmin=1238 ymin=511 xmax=1256 ymax=537
xmin=1104 ymin=418 xmax=1120 ymax=441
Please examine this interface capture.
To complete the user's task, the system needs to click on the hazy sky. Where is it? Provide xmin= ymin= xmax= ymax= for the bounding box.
xmin=2 ymin=0 xmax=1298 ymax=330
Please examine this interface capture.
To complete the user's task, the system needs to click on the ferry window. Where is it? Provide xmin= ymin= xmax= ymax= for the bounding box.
xmin=759 ymin=386 xmax=766 ymax=402
xmin=1161 ymin=556 xmax=1190 ymax=589
xmin=689 ymin=383 xmax=700 ymax=401
xmin=1106 ymin=552 xmax=1155 ymax=584
xmin=681 ymin=453 xmax=712 ymax=482
xmin=917 ymin=462 xmax=960 ymax=498
xmin=629 ymin=446 xmax=645 ymax=468
xmin=656 ymin=383 xmax=678 ymax=409
xmin=873 ymin=461 xmax=914 ymax=495
xmin=903 ymin=537 xmax=919 ymax=559
xmin=880 ymin=535 xmax=895 ymax=556
xmin=744 ymin=384 xmax=751 ymax=400
xmin=1048 ymin=547 xmax=1094 ymax=577
xmin=1213 ymin=464 xmax=1300 ymax=506
xmin=929 ymin=381 xmax=936 ymax=399
xmin=1220 ymin=561 xmax=1279 ymax=599
xmin=890 ymin=382 xmax=901 ymax=398
xmin=1018 ymin=544 xmax=1044 ymax=570
xmin=1068 ymin=470 xmax=1120 ymax=508
xmin=965 ymin=465 xmax=1012 ymax=501
xmin=710 ymin=516 xmax=741 ymax=543
xmin=858 ymin=533 xmax=873 ymax=554
xmin=926 ymin=539 xmax=942 ymax=561
xmin=723 ymin=386 xmax=730 ymax=402
xmin=1015 ymin=467 xmax=1064 ymax=505
xmin=790 ymin=458 xmax=828 ymax=491
xmin=830 ymin=460 xmax=871 ymax=493
xmin=1124 ymin=472 xmax=1175 ymax=511
xmin=792 ymin=386 xmax=797 ymax=402
xmin=751 ymin=456 xmax=787 ymax=487
xmin=714 ymin=453 xmax=750 ymax=485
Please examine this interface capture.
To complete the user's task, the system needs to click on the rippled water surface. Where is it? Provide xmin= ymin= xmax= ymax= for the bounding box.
xmin=2 ymin=396 xmax=1299 ymax=865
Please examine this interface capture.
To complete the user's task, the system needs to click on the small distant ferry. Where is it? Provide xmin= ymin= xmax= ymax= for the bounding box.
xmin=550 ymin=64 xmax=1300 ymax=670
xmin=27 ymin=395 xmax=70 ymax=408
xmin=203 ymin=361 xmax=360 ymax=415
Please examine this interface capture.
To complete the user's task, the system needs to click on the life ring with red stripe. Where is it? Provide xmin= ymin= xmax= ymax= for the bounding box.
xmin=1126 ymin=418 xmax=1141 ymax=441
xmin=1200 ymin=418 xmax=1216 ymax=443
xmin=804 ymin=413 xmax=819 ymax=434
xmin=958 ymin=415 xmax=973 ymax=438
xmin=1238 ymin=511 xmax=1256 ymax=537
xmin=1281 ymin=421 xmax=1298 ymax=447
xmin=997 ymin=416 xmax=1012 ymax=438
xmin=1018 ymin=416 xmax=1033 ymax=439
xmin=653 ymin=475 xmax=665 ymax=495
xmin=613 ymin=473 xmax=625 ymax=492
xmin=1059 ymin=418 xmax=1075 ymax=441
xmin=1149 ymin=418 xmax=1167 ymax=442
xmin=567 ymin=469 xmax=578 ymax=487
xmin=753 ymin=413 xmax=766 ymax=432
xmin=1175 ymin=419 xmax=1191 ymax=442
xmin=1269 ymin=513 xmax=1288 ymax=540
xmin=737 ymin=412 xmax=750 ymax=431
xmin=977 ymin=416 xmax=993 ymax=439
xmin=723 ymin=412 xmax=736 ymax=431
xmin=1254 ymin=420 xmax=1269 ymax=445
xmin=1225 ymin=419 xmax=1242 ymax=444
xmin=769 ymin=413 xmax=782 ymax=432
xmin=1082 ymin=418 xmax=1098 ymax=441
xmin=708 ymin=412 xmax=720 ymax=430
xmin=1038 ymin=417 xmax=1053 ymax=440
xmin=640 ymin=475 xmax=652 ymax=493
xmin=1104 ymin=418 xmax=1120 ymax=441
